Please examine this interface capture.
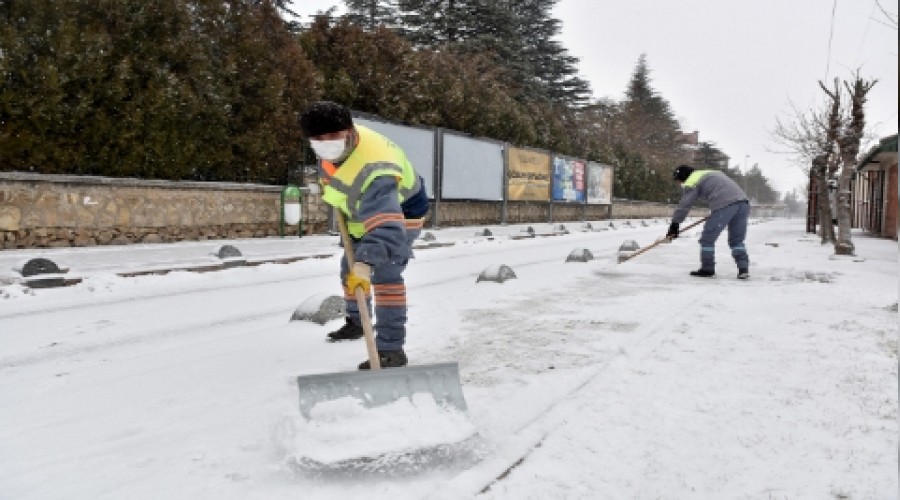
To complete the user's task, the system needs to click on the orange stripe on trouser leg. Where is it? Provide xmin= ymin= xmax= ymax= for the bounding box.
xmin=374 ymin=283 xmax=406 ymax=307
xmin=376 ymin=296 xmax=406 ymax=306
xmin=374 ymin=283 xmax=406 ymax=292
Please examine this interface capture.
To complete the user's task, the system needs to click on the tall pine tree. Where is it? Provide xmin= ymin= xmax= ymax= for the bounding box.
xmin=510 ymin=0 xmax=590 ymax=106
xmin=394 ymin=0 xmax=467 ymax=46
xmin=383 ymin=0 xmax=589 ymax=106
xmin=344 ymin=0 xmax=400 ymax=29
xmin=607 ymin=55 xmax=686 ymax=201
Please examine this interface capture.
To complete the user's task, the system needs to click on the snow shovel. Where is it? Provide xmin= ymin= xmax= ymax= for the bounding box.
xmin=618 ymin=216 xmax=709 ymax=263
xmin=295 ymin=209 xmax=467 ymax=419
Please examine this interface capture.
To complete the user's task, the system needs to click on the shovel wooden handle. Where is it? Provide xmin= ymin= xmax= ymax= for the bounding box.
xmin=619 ymin=216 xmax=709 ymax=263
xmin=335 ymin=209 xmax=381 ymax=370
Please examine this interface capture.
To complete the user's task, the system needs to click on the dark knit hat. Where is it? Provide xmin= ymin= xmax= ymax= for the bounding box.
xmin=299 ymin=101 xmax=353 ymax=138
xmin=672 ymin=165 xmax=694 ymax=182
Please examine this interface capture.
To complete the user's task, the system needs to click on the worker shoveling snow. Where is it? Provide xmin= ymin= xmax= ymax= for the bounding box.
xmin=275 ymin=393 xmax=481 ymax=478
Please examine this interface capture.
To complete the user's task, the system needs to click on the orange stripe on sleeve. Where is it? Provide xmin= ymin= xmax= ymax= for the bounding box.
xmin=404 ymin=218 xmax=425 ymax=229
xmin=364 ymin=213 xmax=404 ymax=232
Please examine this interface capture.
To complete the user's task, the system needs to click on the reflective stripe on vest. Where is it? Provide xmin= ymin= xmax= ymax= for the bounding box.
xmin=683 ymin=170 xmax=713 ymax=188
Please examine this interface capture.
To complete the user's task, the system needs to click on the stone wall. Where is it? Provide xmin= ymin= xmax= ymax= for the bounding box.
xmin=430 ymin=199 xmax=699 ymax=227
xmin=432 ymin=201 xmax=502 ymax=227
xmin=611 ymin=199 xmax=696 ymax=219
xmin=505 ymin=201 xmax=553 ymax=224
xmin=430 ymin=200 xmax=596 ymax=228
xmin=0 ymin=172 xmax=327 ymax=249
xmin=0 ymin=172 xmax=708 ymax=249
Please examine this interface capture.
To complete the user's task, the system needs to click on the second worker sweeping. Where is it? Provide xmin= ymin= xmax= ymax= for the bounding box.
xmin=667 ymin=165 xmax=751 ymax=279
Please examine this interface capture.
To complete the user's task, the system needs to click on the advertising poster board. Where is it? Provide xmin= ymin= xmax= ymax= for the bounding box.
xmin=586 ymin=162 xmax=614 ymax=205
xmin=507 ymin=147 xmax=551 ymax=201
xmin=551 ymin=156 xmax=586 ymax=202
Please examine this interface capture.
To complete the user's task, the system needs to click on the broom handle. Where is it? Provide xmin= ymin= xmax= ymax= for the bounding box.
xmin=675 ymin=216 xmax=709 ymax=234
xmin=620 ymin=216 xmax=709 ymax=263
xmin=335 ymin=209 xmax=381 ymax=370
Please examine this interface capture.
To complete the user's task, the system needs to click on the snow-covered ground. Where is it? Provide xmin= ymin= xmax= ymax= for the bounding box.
xmin=0 ymin=218 xmax=896 ymax=499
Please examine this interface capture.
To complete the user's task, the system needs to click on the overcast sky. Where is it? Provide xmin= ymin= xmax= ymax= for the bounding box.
xmin=291 ymin=0 xmax=898 ymax=194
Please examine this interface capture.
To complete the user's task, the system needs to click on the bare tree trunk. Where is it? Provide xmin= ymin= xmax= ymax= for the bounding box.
xmin=834 ymin=76 xmax=877 ymax=255
xmin=772 ymin=73 xmax=877 ymax=248
xmin=834 ymin=168 xmax=854 ymax=254
xmin=816 ymin=79 xmax=844 ymax=244
xmin=813 ymin=155 xmax=836 ymax=243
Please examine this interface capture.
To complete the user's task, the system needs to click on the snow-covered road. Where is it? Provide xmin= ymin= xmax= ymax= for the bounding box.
xmin=1 ymin=219 xmax=896 ymax=499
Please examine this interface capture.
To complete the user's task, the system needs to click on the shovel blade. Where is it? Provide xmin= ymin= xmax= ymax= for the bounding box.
xmin=296 ymin=362 xmax=467 ymax=419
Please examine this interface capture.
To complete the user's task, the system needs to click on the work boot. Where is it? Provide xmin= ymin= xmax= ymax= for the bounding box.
xmin=689 ymin=269 xmax=715 ymax=278
xmin=737 ymin=268 xmax=750 ymax=280
xmin=326 ymin=318 xmax=363 ymax=342
xmin=358 ymin=349 xmax=408 ymax=370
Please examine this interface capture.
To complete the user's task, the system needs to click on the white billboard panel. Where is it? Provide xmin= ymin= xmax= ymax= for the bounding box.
xmin=441 ymin=133 xmax=504 ymax=200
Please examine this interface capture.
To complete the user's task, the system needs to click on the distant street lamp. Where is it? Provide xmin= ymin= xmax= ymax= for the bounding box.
xmin=743 ymin=155 xmax=750 ymax=193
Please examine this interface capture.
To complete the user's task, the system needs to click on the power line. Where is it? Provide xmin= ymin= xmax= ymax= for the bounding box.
xmin=854 ymin=1 xmax=876 ymax=65
xmin=825 ymin=0 xmax=838 ymax=79
xmin=874 ymin=0 xmax=899 ymax=28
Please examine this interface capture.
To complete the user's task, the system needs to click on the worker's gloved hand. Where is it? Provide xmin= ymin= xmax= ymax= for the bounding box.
xmin=666 ymin=222 xmax=680 ymax=239
xmin=346 ymin=262 xmax=372 ymax=294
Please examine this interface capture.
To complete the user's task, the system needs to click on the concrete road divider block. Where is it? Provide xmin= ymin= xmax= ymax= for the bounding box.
xmin=476 ymin=264 xmax=517 ymax=283
xmin=291 ymin=294 xmax=345 ymax=325
xmin=566 ymin=248 xmax=594 ymax=262
xmin=17 ymin=257 xmax=66 ymax=288
xmin=215 ymin=245 xmax=246 ymax=268
xmin=618 ymin=240 xmax=640 ymax=252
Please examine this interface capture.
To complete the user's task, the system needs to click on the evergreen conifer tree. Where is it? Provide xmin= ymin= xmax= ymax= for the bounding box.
xmin=344 ymin=0 xmax=400 ymax=29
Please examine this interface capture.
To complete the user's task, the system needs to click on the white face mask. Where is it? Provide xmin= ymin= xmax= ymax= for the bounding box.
xmin=309 ymin=138 xmax=348 ymax=161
